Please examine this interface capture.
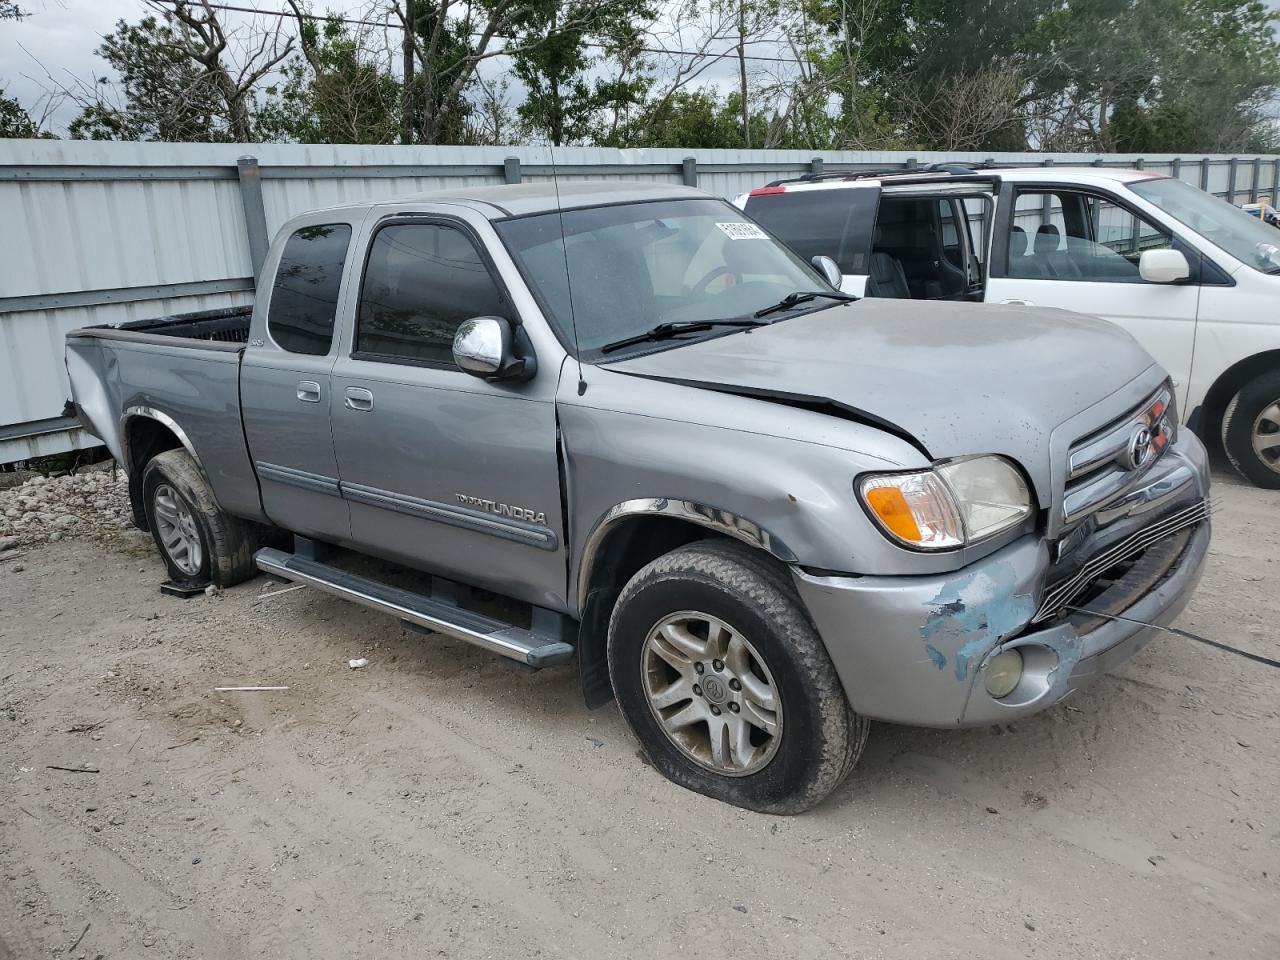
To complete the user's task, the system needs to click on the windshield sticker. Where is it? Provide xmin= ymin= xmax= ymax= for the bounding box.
xmin=716 ymin=221 xmax=769 ymax=240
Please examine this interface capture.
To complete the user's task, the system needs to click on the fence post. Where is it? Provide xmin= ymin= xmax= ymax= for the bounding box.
xmin=1134 ymin=157 xmax=1145 ymax=170
xmin=504 ymin=157 xmax=521 ymax=184
xmin=1041 ymin=157 xmax=1054 ymax=224
xmin=905 ymin=157 xmax=918 ymax=170
xmin=1227 ymin=158 xmax=1239 ymax=204
xmin=1200 ymin=158 xmax=1211 ymax=191
xmin=1273 ymin=158 xmax=1280 ymax=203
xmin=809 ymin=156 xmax=823 ymax=177
xmin=1171 ymin=157 xmax=1181 ymax=181
xmin=1251 ymin=157 xmax=1262 ymax=202
xmin=236 ymin=156 xmax=270 ymax=285
xmin=682 ymin=157 xmax=698 ymax=186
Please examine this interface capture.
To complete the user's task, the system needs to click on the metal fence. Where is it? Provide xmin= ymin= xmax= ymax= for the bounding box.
xmin=3 ymin=139 xmax=1279 ymax=463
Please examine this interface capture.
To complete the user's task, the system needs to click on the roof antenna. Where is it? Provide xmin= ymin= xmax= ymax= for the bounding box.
xmin=547 ymin=143 xmax=587 ymax=396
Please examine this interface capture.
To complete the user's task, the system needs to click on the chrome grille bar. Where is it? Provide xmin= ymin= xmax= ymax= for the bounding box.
xmin=1033 ymin=499 xmax=1209 ymax=623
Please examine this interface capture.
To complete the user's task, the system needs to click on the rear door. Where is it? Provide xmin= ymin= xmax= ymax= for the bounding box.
xmin=241 ymin=213 xmax=361 ymax=542
xmin=986 ymin=185 xmax=1200 ymax=403
xmin=328 ymin=207 xmax=567 ymax=608
xmin=742 ymin=185 xmax=880 ymax=295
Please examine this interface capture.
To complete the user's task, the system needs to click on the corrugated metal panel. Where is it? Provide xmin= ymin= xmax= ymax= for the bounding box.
xmin=3 ymin=139 xmax=1278 ymax=463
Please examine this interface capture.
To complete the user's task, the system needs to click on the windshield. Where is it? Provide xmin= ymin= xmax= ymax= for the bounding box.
xmin=494 ymin=198 xmax=831 ymax=357
xmin=1128 ymin=176 xmax=1280 ymax=274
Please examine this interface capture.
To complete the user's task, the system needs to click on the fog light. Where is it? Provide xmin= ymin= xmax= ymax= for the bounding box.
xmin=984 ymin=649 xmax=1023 ymax=699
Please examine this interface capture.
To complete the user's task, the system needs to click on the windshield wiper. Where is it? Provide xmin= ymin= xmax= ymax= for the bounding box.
xmin=599 ymin=319 xmax=767 ymax=354
xmin=753 ymin=290 xmax=858 ymax=319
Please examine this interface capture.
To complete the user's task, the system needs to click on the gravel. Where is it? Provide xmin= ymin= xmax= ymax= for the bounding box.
xmin=0 ymin=465 xmax=132 ymax=549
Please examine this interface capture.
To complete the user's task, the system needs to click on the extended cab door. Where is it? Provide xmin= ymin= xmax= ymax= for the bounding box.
xmin=986 ymin=185 xmax=1200 ymax=406
xmin=241 ymin=214 xmax=362 ymax=542
xmin=329 ymin=206 xmax=568 ymax=610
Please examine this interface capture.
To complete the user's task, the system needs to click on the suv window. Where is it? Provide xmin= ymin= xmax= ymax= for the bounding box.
xmin=268 ymin=223 xmax=352 ymax=355
xmin=355 ymin=222 xmax=510 ymax=365
xmin=744 ymin=188 xmax=878 ymax=274
xmin=1008 ymin=189 xmax=1174 ymax=282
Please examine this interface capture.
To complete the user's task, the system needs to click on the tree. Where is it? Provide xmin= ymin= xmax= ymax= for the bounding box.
xmin=69 ymin=1 xmax=292 ymax=142
xmin=256 ymin=3 xmax=401 ymax=144
xmin=69 ymin=15 xmax=225 ymax=140
xmin=510 ymin=0 xmax=651 ymax=145
xmin=0 ymin=3 xmax=25 ymax=19
xmin=0 ymin=90 xmax=38 ymax=137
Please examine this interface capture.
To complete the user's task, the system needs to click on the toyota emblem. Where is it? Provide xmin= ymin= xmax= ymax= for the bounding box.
xmin=1123 ymin=426 xmax=1153 ymax=470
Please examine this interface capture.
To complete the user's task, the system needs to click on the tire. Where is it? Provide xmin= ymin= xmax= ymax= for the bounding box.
xmin=1221 ymin=370 xmax=1280 ymax=489
xmin=141 ymin=449 xmax=257 ymax=586
xmin=607 ymin=539 xmax=868 ymax=814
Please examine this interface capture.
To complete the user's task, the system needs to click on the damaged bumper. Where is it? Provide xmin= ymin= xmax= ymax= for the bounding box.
xmin=791 ymin=437 xmax=1211 ymax=727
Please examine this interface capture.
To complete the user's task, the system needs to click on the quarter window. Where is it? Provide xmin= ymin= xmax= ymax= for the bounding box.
xmin=356 ymin=223 xmax=509 ymax=365
xmin=267 ymin=223 xmax=352 ymax=355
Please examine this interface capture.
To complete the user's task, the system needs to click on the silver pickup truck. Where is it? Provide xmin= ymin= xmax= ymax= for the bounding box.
xmin=66 ymin=181 xmax=1210 ymax=813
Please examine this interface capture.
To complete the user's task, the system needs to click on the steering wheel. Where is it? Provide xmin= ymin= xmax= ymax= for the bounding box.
xmin=689 ymin=265 xmax=741 ymax=298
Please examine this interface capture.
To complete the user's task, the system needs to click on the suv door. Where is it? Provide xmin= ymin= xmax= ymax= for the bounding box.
xmin=329 ymin=210 xmax=566 ymax=608
xmin=987 ymin=186 xmax=1200 ymax=405
xmin=241 ymin=216 xmax=358 ymax=542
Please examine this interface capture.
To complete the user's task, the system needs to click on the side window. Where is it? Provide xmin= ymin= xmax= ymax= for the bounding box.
xmin=356 ymin=222 xmax=510 ymax=365
xmin=744 ymin=188 xmax=879 ymax=274
xmin=268 ymin=223 xmax=352 ymax=355
xmin=1008 ymin=190 xmax=1173 ymax=282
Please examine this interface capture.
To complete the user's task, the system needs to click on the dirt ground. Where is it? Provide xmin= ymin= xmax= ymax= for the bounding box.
xmin=1 ymin=471 xmax=1277 ymax=960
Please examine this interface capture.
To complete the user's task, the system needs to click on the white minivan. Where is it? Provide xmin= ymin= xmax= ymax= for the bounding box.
xmin=737 ymin=165 xmax=1280 ymax=487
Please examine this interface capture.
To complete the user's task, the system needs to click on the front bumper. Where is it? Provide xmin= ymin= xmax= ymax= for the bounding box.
xmin=791 ymin=436 xmax=1210 ymax=727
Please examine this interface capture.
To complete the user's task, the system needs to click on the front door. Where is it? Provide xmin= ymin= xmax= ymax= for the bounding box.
xmin=241 ymin=217 xmax=357 ymax=542
xmin=329 ymin=214 xmax=567 ymax=609
xmin=986 ymin=186 xmax=1200 ymax=408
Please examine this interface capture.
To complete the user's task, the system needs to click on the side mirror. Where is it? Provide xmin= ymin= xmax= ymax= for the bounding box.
xmin=1139 ymin=249 xmax=1190 ymax=284
xmin=811 ymin=255 xmax=843 ymax=288
xmin=453 ymin=316 xmax=532 ymax=381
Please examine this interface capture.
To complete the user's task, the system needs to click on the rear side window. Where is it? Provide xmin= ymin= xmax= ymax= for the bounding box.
xmin=355 ymin=222 xmax=510 ymax=366
xmin=744 ymin=188 xmax=879 ymax=274
xmin=267 ymin=223 xmax=352 ymax=355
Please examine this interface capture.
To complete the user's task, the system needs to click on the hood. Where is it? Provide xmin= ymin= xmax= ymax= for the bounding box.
xmin=603 ymin=298 xmax=1162 ymax=502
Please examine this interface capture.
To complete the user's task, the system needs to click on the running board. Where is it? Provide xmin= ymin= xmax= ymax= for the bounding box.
xmin=254 ymin=547 xmax=575 ymax=669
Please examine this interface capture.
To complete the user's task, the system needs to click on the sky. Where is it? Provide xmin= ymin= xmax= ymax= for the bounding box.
xmin=0 ymin=0 xmax=759 ymax=135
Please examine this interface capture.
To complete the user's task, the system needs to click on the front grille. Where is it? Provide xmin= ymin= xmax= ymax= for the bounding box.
xmin=1033 ymin=498 xmax=1208 ymax=623
xmin=1062 ymin=385 xmax=1175 ymax=524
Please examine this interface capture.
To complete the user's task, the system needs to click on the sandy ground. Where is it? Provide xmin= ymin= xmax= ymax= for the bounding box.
xmin=1 ymin=471 xmax=1277 ymax=960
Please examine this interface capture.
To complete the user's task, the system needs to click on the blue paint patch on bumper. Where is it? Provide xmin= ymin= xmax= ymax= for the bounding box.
xmin=920 ymin=564 xmax=1037 ymax=680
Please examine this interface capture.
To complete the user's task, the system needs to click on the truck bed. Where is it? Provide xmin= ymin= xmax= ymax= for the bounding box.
xmin=65 ymin=304 xmax=264 ymax=524
xmin=116 ymin=306 xmax=253 ymax=345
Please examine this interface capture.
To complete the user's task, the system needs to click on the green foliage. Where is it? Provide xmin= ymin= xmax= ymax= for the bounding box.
xmin=69 ymin=15 xmax=226 ymax=141
xmin=0 ymin=89 xmax=38 ymax=138
xmin=257 ymin=14 xmax=401 ymax=144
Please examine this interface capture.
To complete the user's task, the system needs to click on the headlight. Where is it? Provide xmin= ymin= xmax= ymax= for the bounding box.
xmin=858 ymin=455 xmax=1032 ymax=551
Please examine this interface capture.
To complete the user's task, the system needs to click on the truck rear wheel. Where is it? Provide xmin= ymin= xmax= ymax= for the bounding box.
xmin=607 ymin=539 xmax=867 ymax=814
xmin=1222 ymin=370 xmax=1280 ymax=489
xmin=141 ymin=449 xmax=257 ymax=587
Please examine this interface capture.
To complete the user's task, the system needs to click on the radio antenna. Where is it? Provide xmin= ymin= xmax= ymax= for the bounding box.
xmin=547 ymin=144 xmax=587 ymax=395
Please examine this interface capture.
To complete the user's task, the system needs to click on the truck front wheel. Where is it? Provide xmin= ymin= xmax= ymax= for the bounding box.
xmin=1222 ymin=370 xmax=1280 ymax=489
xmin=607 ymin=540 xmax=867 ymax=813
xmin=141 ymin=449 xmax=257 ymax=587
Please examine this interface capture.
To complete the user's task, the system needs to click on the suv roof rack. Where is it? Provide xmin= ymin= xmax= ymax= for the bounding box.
xmin=763 ymin=161 xmax=998 ymax=189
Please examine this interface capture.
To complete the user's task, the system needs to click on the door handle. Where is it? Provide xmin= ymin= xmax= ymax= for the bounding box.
xmin=297 ymin=380 xmax=321 ymax=403
xmin=999 ymin=299 xmax=1034 ymax=306
xmin=344 ymin=386 xmax=374 ymax=411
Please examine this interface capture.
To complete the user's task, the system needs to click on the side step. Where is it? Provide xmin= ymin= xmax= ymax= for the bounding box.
xmin=254 ymin=547 xmax=575 ymax=669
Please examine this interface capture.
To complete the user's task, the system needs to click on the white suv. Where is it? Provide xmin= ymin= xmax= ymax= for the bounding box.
xmin=736 ymin=165 xmax=1280 ymax=487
